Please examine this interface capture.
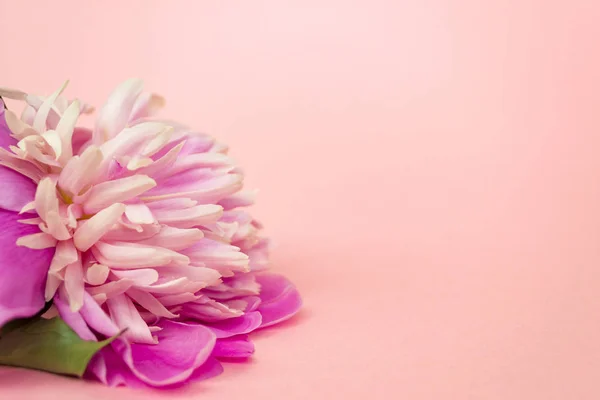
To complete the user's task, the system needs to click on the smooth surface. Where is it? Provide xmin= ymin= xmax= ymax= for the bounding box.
xmin=1 ymin=1 xmax=600 ymax=399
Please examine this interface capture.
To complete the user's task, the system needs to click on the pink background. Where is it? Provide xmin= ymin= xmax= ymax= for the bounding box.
xmin=1 ymin=1 xmax=600 ymax=399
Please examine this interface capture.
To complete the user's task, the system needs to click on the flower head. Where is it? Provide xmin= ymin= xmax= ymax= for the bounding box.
xmin=0 ymin=80 xmax=301 ymax=387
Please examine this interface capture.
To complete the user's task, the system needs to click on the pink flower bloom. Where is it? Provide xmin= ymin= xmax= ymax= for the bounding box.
xmin=0 ymin=81 xmax=301 ymax=387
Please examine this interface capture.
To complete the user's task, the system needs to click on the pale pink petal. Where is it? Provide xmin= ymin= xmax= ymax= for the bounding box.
xmin=131 ymin=142 xmax=183 ymax=179
xmin=19 ymin=200 xmax=36 ymax=214
xmin=141 ymin=174 xmax=243 ymax=204
xmin=48 ymin=240 xmax=78 ymax=273
xmin=204 ymin=274 xmax=260 ymax=300
xmin=124 ymin=203 xmax=154 ymax=224
xmin=34 ymin=177 xmax=59 ymax=221
xmin=18 ymin=217 xmax=42 ymax=225
xmin=92 ymin=241 xmax=189 ymax=269
xmin=55 ymin=99 xmax=81 ymax=164
xmin=107 ymin=293 xmax=155 ymax=344
xmin=3 ymin=108 xmax=37 ymax=140
xmin=16 ymin=232 xmax=57 ymax=249
xmin=73 ymin=203 xmax=126 ymax=251
xmin=0 ymin=86 xmax=27 ymax=100
xmin=130 ymin=92 xmax=165 ymax=122
xmin=32 ymin=81 xmax=69 ymax=133
xmin=218 ymin=190 xmax=257 ymax=210
xmin=85 ymin=263 xmax=110 ymax=285
xmin=141 ymin=127 xmax=173 ymax=157
xmin=183 ymin=239 xmax=249 ymax=276
xmin=166 ymin=153 xmax=233 ymax=177
xmin=58 ymin=145 xmax=103 ymax=196
xmin=97 ymin=122 xmax=171 ymax=177
xmin=152 ymin=204 xmax=223 ymax=229
xmin=135 ymin=226 xmax=204 ymax=251
xmin=87 ymin=280 xmax=134 ymax=299
xmin=94 ymin=79 xmax=144 ymax=143
xmin=111 ymin=269 xmax=159 ymax=286
xmin=64 ymin=258 xmax=84 ymax=311
xmin=126 ymin=288 xmax=178 ymax=318
xmin=42 ymin=210 xmax=71 ymax=240
xmin=157 ymin=293 xmax=202 ymax=307
xmin=145 ymin=197 xmax=197 ymax=210
xmin=41 ymin=130 xmax=63 ymax=160
xmin=83 ymin=175 xmax=156 ymax=213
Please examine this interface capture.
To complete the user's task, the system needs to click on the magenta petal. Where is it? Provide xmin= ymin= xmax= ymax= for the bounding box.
xmin=185 ymin=357 xmax=223 ymax=382
xmin=87 ymin=348 xmax=146 ymax=388
xmin=0 ymin=108 xmax=36 ymax=212
xmin=0 ymin=210 xmax=54 ymax=327
xmin=256 ymin=274 xmax=302 ymax=328
xmin=79 ymin=291 xmax=120 ymax=337
xmin=0 ymin=167 xmax=37 ymax=212
xmin=242 ymin=295 xmax=262 ymax=312
xmin=54 ymin=291 xmax=120 ymax=341
xmin=106 ymin=320 xmax=217 ymax=387
xmin=207 ymin=311 xmax=262 ymax=338
xmin=89 ymin=351 xmax=224 ymax=389
xmin=213 ymin=335 xmax=255 ymax=359
xmin=54 ymin=293 xmax=97 ymax=341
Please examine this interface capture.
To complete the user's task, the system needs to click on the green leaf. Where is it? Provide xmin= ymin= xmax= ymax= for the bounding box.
xmin=0 ymin=316 xmax=116 ymax=377
xmin=0 ymin=302 xmax=53 ymax=336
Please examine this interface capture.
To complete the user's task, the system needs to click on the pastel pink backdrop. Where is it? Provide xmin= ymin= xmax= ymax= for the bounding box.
xmin=1 ymin=1 xmax=600 ymax=399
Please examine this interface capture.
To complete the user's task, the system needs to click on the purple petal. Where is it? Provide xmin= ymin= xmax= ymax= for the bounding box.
xmin=243 ymin=295 xmax=262 ymax=312
xmin=207 ymin=311 xmax=262 ymax=338
xmin=0 ymin=105 xmax=37 ymax=212
xmin=0 ymin=107 xmax=36 ymax=212
xmin=0 ymin=167 xmax=37 ymax=212
xmin=185 ymin=357 xmax=223 ymax=382
xmin=79 ymin=291 xmax=120 ymax=337
xmin=256 ymin=274 xmax=303 ymax=328
xmin=54 ymin=291 xmax=119 ymax=341
xmin=0 ymin=210 xmax=54 ymax=327
xmin=86 ymin=348 xmax=146 ymax=388
xmin=213 ymin=335 xmax=255 ymax=359
xmin=54 ymin=293 xmax=97 ymax=341
xmin=93 ymin=320 xmax=217 ymax=387
xmin=88 ymin=351 xmax=224 ymax=389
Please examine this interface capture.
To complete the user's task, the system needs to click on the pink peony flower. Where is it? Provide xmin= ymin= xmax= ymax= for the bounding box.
xmin=0 ymin=80 xmax=301 ymax=387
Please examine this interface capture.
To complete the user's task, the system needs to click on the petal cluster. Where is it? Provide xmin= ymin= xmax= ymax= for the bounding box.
xmin=0 ymin=81 xmax=301 ymax=387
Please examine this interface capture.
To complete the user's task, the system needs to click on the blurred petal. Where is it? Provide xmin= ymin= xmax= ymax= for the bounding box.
xmin=212 ymin=335 xmax=255 ymax=359
xmin=207 ymin=311 xmax=262 ymax=338
xmin=256 ymin=274 xmax=302 ymax=328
